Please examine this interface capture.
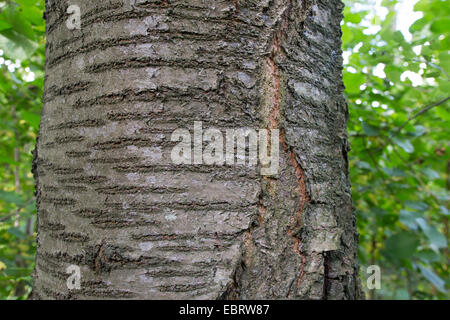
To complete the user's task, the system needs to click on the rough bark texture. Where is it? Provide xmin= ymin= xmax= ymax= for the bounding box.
xmin=32 ymin=0 xmax=364 ymax=299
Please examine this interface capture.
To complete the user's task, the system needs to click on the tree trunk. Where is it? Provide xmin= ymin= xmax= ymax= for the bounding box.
xmin=32 ymin=0 xmax=363 ymax=299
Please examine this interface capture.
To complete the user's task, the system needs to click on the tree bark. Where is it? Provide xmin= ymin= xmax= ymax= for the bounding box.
xmin=32 ymin=0 xmax=364 ymax=299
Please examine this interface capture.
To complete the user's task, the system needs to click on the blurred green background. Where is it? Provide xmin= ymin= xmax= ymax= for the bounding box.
xmin=0 ymin=0 xmax=448 ymax=299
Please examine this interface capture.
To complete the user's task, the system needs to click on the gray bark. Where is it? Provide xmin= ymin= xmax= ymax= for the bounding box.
xmin=32 ymin=0 xmax=363 ymax=299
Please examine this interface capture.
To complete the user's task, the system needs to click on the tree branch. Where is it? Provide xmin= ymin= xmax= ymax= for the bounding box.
xmin=395 ymin=96 xmax=450 ymax=134
xmin=0 ymin=199 xmax=34 ymax=223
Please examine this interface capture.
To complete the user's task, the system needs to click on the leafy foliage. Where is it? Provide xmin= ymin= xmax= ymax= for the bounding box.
xmin=0 ymin=0 xmax=44 ymax=299
xmin=0 ymin=0 xmax=448 ymax=299
xmin=343 ymin=0 xmax=449 ymax=299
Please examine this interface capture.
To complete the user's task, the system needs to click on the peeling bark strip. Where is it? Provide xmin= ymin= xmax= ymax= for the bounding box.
xmin=268 ymin=6 xmax=311 ymax=288
xmin=32 ymin=0 xmax=363 ymax=299
xmin=265 ymin=23 xmax=309 ymax=290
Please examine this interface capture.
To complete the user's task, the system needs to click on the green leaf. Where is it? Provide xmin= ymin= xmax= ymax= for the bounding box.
xmin=417 ymin=249 xmax=440 ymax=263
xmin=392 ymin=137 xmax=414 ymax=153
xmin=414 ymin=0 xmax=430 ymax=12
xmin=417 ymin=265 xmax=447 ymax=293
xmin=21 ymin=6 xmax=44 ymax=27
xmin=423 ymin=226 xmax=447 ymax=248
xmin=411 ymin=125 xmax=426 ymax=137
xmin=15 ymin=0 xmax=42 ymax=5
xmin=362 ymin=121 xmax=380 ymax=136
xmin=21 ymin=111 xmax=40 ymax=130
xmin=0 ymin=191 xmax=24 ymax=206
xmin=343 ymin=72 xmax=365 ymax=94
xmin=393 ymin=289 xmax=410 ymax=300
xmin=344 ymin=7 xmax=362 ymax=24
xmin=385 ymin=65 xmax=402 ymax=82
xmin=0 ymin=20 xmax=12 ymax=31
xmin=404 ymin=201 xmax=428 ymax=211
xmin=341 ymin=24 xmax=354 ymax=46
xmin=430 ymin=18 xmax=450 ymax=33
xmin=356 ymin=161 xmax=372 ymax=170
xmin=421 ymin=168 xmax=440 ymax=179
xmin=7 ymin=228 xmax=27 ymax=240
xmin=399 ymin=210 xmax=422 ymax=230
xmin=384 ymin=167 xmax=407 ymax=177
xmin=435 ymin=107 xmax=450 ymax=121
xmin=0 ymin=4 xmax=35 ymax=40
xmin=385 ymin=232 xmax=420 ymax=260
xmin=0 ymin=156 xmax=19 ymax=165
xmin=0 ymin=30 xmax=38 ymax=60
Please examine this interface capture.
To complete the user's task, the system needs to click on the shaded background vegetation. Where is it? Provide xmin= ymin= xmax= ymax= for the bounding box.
xmin=0 ymin=0 xmax=448 ymax=299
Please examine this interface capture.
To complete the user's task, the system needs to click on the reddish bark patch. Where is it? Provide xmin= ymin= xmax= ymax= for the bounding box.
xmin=265 ymin=12 xmax=310 ymax=288
xmin=232 ymin=0 xmax=239 ymax=12
xmin=258 ymin=202 xmax=266 ymax=226
xmin=93 ymin=241 xmax=106 ymax=272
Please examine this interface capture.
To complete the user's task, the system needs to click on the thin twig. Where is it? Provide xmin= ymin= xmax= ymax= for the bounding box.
xmin=412 ymin=57 xmax=450 ymax=80
xmin=0 ymin=199 xmax=34 ymax=223
xmin=394 ymin=96 xmax=450 ymax=135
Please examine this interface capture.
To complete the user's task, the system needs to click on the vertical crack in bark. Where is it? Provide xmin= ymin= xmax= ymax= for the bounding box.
xmin=264 ymin=0 xmax=312 ymax=292
xmin=232 ymin=0 xmax=239 ymax=13
xmin=222 ymin=1 xmax=312 ymax=297
xmin=287 ymin=148 xmax=309 ymax=288
xmin=322 ymin=252 xmax=330 ymax=300
xmin=93 ymin=241 xmax=106 ymax=273
xmin=258 ymin=192 xmax=266 ymax=226
xmin=266 ymin=55 xmax=308 ymax=289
